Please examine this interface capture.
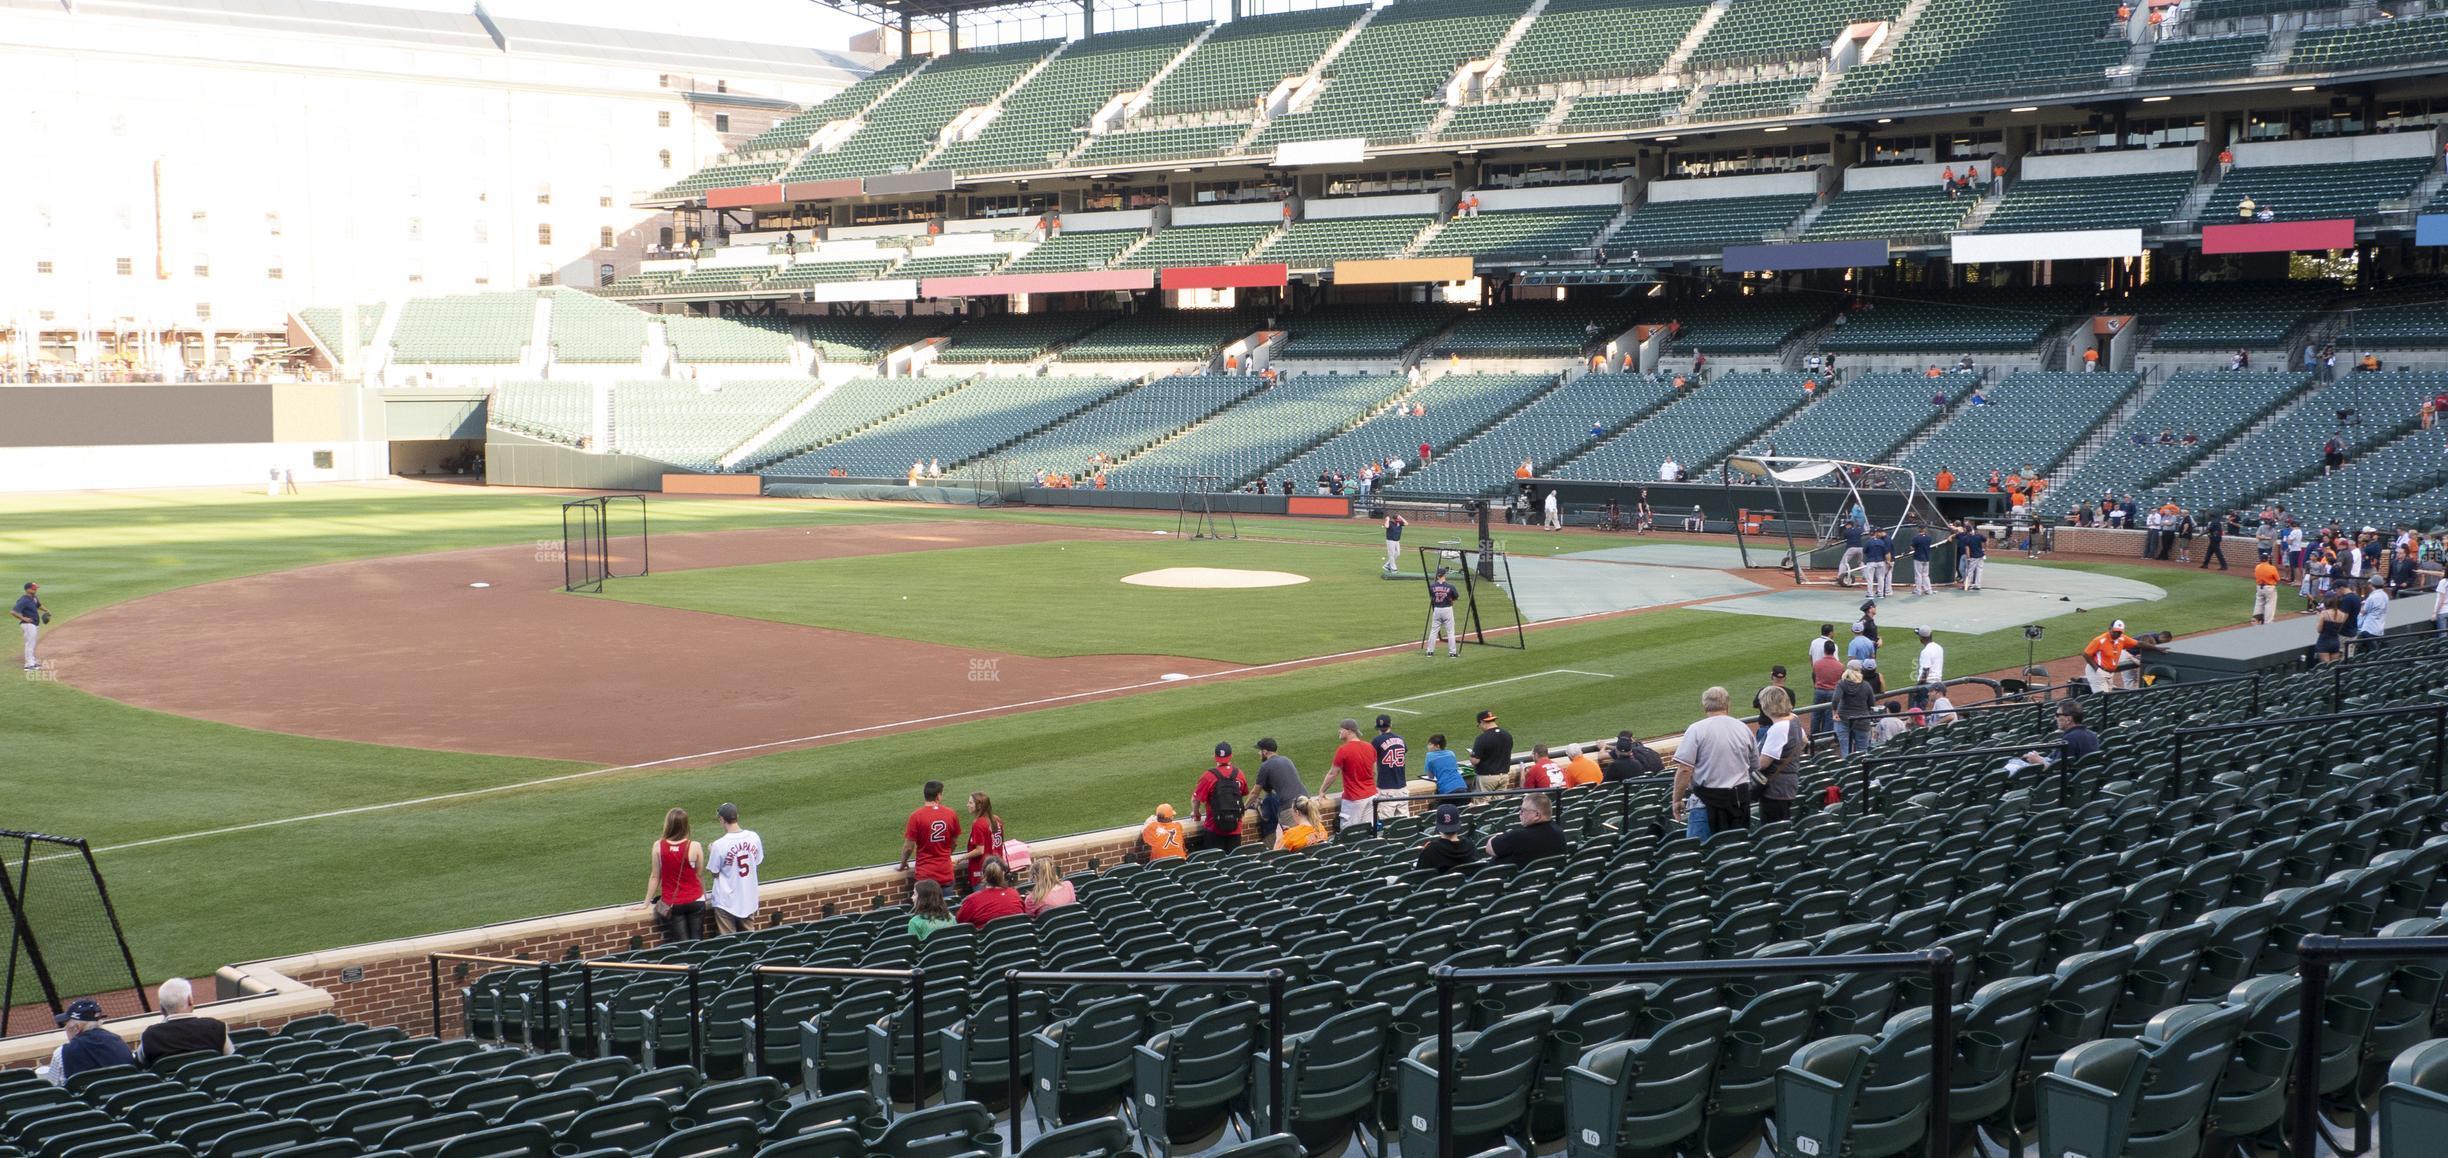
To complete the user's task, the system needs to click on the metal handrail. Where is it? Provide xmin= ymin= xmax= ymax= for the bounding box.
xmin=2290 ymin=935 xmax=2448 ymax=1158
xmin=573 ymin=959 xmax=703 ymax=1073
xmin=999 ymin=968 xmax=1289 ymax=1154
xmin=749 ymin=964 xmax=932 ymax=1108
xmin=2170 ymin=702 xmax=2448 ymax=795
xmin=1430 ymin=949 xmax=1958 ymax=1158
xmin=428 ymin=953 xmax=549 ymax=1049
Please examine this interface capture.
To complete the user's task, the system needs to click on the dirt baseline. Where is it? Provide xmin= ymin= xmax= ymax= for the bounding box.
xmin=47 ymin=520 xmax=1244 ymax=766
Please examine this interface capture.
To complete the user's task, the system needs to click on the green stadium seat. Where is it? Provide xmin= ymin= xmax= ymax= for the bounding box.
xmin=2144 ymin=33 xmax=2270 ymax=82
xmin=1420 ymin=204 xmax=1617 ymax=261
xmin=1562 ymin=1007 xmax=1729 ymax=1156
xmin=392 ymin=293 xmax=532 ymax=364
xmin=1027 ymin=996 xmax=1148 ymax=1129
xmin=2213 ymin=156 xmax=2433 ymax=223
xmin=1129 ymin=1000 xmax=1258 ymax=1155
xmin=1252 ymin=215 xmax=1429 ymax=269
xmin=1556 ymin=90 xmax=1685 ymax=132
xmin=1250 ymin=1002 xmax=1393 ymax=1158
xmin=1803 ymin=186 xmax=1976 ymax=241
xmin=1609 ymin=193 xmax=1815 ymax=255
xmin=786 ymin=41 xmax=1062 ymax=183
xmin=2290 ymin=14 xmax=2448 ymax=73
xmin=929 ymin=26 xmax=1204 ymax=176
xmin=1004 ymin=231 xmax=1141 ymax=274
xmin=1251 ymin=0 xmax=1528 ymax=148
xmin=1117 ymin=223 xmax=1276 ymax=268
xmin=663 ymin=316 xmax=793 ymax=364
xmin=1502 ymin=0 xmax=1709 ymax=87
xmin=2032 ymin=1002 xmax=2247 ymax=1158
xmin=1438 ymin=99 xmax=1554 ymax=142
xmin=1977 ymin=170 xmax=2194 ymax=233
xmin=1693 ymin=0 xmax=1901 ymax=68
xmin=1690 ymin=75 xmax=1815 ymax=123
xmin=1822 ymin=0 xmax=2126 ymax=113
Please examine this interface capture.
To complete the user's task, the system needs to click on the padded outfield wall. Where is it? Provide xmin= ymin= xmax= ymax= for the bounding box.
xmin=0 ymin=383 xmax=392 ymax=492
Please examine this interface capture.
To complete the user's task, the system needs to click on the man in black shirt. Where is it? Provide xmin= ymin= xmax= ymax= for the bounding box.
xmin=1486 ymin=792 xmax=1567 ymax=865
xmin=138 ymin=978 xmax=232 ymax=1070
xmin=1250 ymin=737 xmax=1308 ymax=844
xmin=1417 ymin=804 xmax=1482 ymax=873
xmin=1467 ymin=710 xmax=1513 ymax=792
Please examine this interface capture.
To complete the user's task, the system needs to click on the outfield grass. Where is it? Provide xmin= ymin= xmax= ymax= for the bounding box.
xmin=598 ymin=538 xmax=1515 ymax=664
xmin=0 ymin=486 xmax=2260 ymax=982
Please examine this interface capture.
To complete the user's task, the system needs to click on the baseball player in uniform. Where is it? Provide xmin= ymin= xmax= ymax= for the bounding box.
xmin=1862 ymin=527 xmax=1894 ymax=598
xmin=1425 ymin=567 xmax=1461 ymax=657
xmin=1955 ymin=521 xmax=1988 ymax=591
xmin=1908 ymin=524 xmax=1934 ymax=595
xmin=1836 ymin=518 xmax=1866 ymax=587
xmin=1383 ymin=512 xmax=1407 ymax=572
xmin=14 ymin=583 xmax=45 ymax=671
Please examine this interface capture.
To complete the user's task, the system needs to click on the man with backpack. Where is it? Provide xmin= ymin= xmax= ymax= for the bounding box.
xmin=1191 ymin=742 xmax=1250 ymax=852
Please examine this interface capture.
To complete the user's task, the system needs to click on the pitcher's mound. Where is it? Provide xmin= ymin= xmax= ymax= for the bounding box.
xmin=1122 ymin=567 xmax=1311 ymax=590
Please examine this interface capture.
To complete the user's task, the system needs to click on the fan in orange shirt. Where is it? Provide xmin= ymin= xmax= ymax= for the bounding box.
xmin=2082 ymin=621 xmax=2136 ymax=694
xmin=1139 ymin=805 xmax=1186 ymax=861
xmin=1562 ymin=743 xmax=1606 ymax=787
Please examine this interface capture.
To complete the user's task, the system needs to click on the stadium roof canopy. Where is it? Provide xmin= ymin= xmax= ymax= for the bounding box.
xmin=7 ymin=0 xmax=868 ymax=84
xmin=811 ymin=0 xmax=1230 ymax=36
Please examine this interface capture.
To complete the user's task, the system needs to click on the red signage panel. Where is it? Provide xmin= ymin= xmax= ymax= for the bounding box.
xmin=2200 ymin=218 xmax=2355 ymax=255
xmin=784 ymin=178 xmax=863 ymax=202
xmin=1160 ymin=263 xmax=1290 ymax=291
xmin=705 ymin=184 xmax=784 ymax=210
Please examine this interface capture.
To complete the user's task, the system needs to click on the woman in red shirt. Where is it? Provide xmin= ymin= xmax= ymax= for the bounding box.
xmin=643 ymin=807 xmax=707 ymax=944
xmin=961 ymin=793 xmax=1005 ymax=892
xmin=956 ymin=858 xmax=1025 ymax=927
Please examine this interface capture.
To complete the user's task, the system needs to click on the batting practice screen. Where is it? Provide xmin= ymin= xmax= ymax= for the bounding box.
xmin=1 ymin=831 xmax=147 ymax=1037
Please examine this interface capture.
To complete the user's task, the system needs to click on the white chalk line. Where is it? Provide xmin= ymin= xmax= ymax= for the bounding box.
xmin=1366 ymin=668 xmax=1619 ymax=715
xmin=74 ymin=606 xmax=1642 ymax=859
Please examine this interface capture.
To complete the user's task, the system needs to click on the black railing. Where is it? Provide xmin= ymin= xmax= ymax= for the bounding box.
xmin=750 ymin=965 xmax=930 ymax=1107
xmin=428 ymin=953 xmax=541 ymax=1048
xmin=2170 ymin=702 xmax=2448 ymax=796
xmin=574 ymin=959 xmax=704 ymax=1071
xmin=2291 ymin=935 xmax=2448 ymax=1158
xmin=2326 ymin=649 xmax=2448 ymax=712
xmin=1430 ymin=949 xmax=1958 ymax=1158
xmin=999 ymin=968 xmax=1289 ymax=1155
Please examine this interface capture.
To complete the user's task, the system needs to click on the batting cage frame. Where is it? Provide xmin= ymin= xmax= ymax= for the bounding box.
xmin=562 ymin=495 xmax=650 ymax=593
xmin=1 ymin=830 xmax=147 ymax=1038
xmin=1721 ymin=456 xmax=1950 ymax=587
xmin=1415 ymin=543 xmax=1526 ymax=650
xmin=1175 ymin=474 xmax=1237 ymax=540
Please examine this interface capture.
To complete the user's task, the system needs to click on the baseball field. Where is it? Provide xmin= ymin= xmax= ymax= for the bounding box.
xmin=2 ymin=482 xmax=2262 ymax=982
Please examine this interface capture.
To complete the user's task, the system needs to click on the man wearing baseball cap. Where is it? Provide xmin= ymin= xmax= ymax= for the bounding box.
xmin=45 ymin=998 xmax=131 ymax=1084
xmin=1369 ymin=716 xmax=1410 ymax=820
xmin=14 ymin=582 xmax=46 ymax=672
xmin=2082 ymin=621 xmax=2133 ymax=694
xmin=1328 ymin=719 xmax=1380 ymax=832
xmin=1191 ymin=742 xmax=1250 ymax=853
xmin=1416 ymin=803 xmax=1482 ymax=874
xmin=1467 ymin=709 xmax=1512 ymax=792
xmin=1425 ymin=567 xmax=1462 ymax=658
xmin=1252 ymin=737 xmax=1308 ymax=844
xmin=1140 ymin=805 xmax=1186 ymax=862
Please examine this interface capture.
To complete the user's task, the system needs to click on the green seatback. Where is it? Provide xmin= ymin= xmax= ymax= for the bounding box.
xmin=1563 ymin=1005 xmax=1730 ymax=1156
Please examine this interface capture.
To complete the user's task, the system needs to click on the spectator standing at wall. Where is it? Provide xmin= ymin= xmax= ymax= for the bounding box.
xmin=705 ymin=803 xmax=764 ymax=936
xmin=959 ymin=793 xmax=1004 ymax=895
xmin=1253 ymin=737 xmax=1309 ymax=841
xmin=2356 ymin=578 xmax=2391 ymax=653
xmin=1328 ymin=717 xmax=1380 ymax=832
xmin=1673 ymin=686 xmax=1759 ymax=834
xmin=644 ymin=807 xmax=708 ymax=944
xmin=44 ymin=999 xmax=131 ymax=1084
xmin=1191 ymin=743 xmax=1250 ymax=852
xmin=1753 ymin=686 xmax=1803 ymax=823
xmin=1468 ymin=709 xmax=1513 ymax=791
xmin=1140 ymin=805 xmax=1187 ymax=861
xmin=1423 ymin=733 xmax=1469 ymax=798
xmin=897 ymin=781 xmax=960 ymax=891
xmin=137 ymin=980 xmax=231 ymax=1070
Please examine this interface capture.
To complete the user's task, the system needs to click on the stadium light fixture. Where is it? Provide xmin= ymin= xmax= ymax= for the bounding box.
xmin=2290 ymin=85 xmax=2317 ymax=91
xmin=2009 ymin=106 xmax=2038 ymax=113
xmin=1875 ymin=117 xmax=1892 ymax=124
xmin=1763 ymin=125 xmax=1787 ymax=132
xmin=2141 ymin=95 xmax=2172 ymax=102
xmin=1655 ymin=134 xmax=1679 ymax=141
xmin=1545 ymin=142 xmax=1566 ymax=148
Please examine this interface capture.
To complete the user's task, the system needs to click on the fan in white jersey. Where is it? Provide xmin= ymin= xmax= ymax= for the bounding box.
xmin=705 ymin=803 xmax=765 ymax=935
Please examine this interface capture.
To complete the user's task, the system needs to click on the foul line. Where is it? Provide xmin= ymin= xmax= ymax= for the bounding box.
xmin=76 ymin=608 xmax=1644 ymax=859
xmin=1365 ymin=668 xmax=1619 ymax=715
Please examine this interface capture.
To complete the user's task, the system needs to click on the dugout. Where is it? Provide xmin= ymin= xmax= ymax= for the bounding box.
xmin=1527 ymin=480 xmax=2003 ymax=529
